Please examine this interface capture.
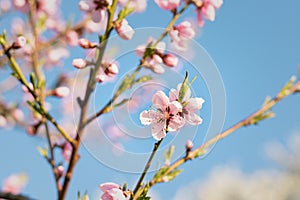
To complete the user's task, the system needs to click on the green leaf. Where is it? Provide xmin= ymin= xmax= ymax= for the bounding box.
xmin=178 ymin=71 xmax=189 ymax=102
xmin=280 ymin=76 xmax=296 ymax=96
xmin=164 ymin=145 xmax=175 ymax=166
xmin=134 ymin=76 xmax=152 ymax=84
xmin=161 ymin=169 xmax=183 ymax=182
xmin=37 ymin=146 xmax=48 ymax=158
xmin=30 ymin=72 xmax=37 ymax=89
xmin=112 ymin=98 xmax=129 ymax=108
xmin=153 ymin=167 xmax=169 ymax=180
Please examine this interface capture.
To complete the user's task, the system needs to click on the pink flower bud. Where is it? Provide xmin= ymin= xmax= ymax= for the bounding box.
xmin=186 ymin=139 xmax=194 ymax=151
xmin=163 ymin=53 xmax=178 ymax=67
xmin=96 ymin=74 xmax=106 ymax=83
xmin=12 ymin=36 xmax=26 ymax=49
xmin=78 ymin=38 xmax=98 ymax=49
xmin=26 ymin=122 xmax=40 ymax=136
xmin=56 ymin=165 xmax=65 ymax=177
xmin=62 ymin=142 xmax=72 ymax=162
xmin=116 ymin=19 xmax=135 ymax=40
xmin=72 ymin=58 xmax=87 ymax=69
xmin=54 ymin=86 xmax=70 ymax=98
xmin=104 ymin=63 xmax=119 ymax=77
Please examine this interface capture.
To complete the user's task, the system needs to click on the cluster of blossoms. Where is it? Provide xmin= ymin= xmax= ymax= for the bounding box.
xmin=140 ymin=83 xmax=205 ymax=140
xmin=155 ymin=0 xmax=223 ymax=26
xmin=135 ymin=38 xmax=178 ymax=74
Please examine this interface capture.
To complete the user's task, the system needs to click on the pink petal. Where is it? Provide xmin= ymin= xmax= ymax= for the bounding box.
xmin=202 ymin=4 xmax=216 ymax=21
xmin=152 ymin=91 xmax=169 ymax=110
xmin=210 ymin=0 xmax=223 ymax=8
xmin=151 ymin=122 xmax=166 ymax=140
xmin=152 ymin=64 xmax=165 ymax=74
xmin=168 ymin=115 xmax=184 ymax=131
xmin=140 ymin=110 xmax=156 ymax=125
xmin=99 ymin=182 xmax=120 ymax=192
xmin=185 ymin=97 xmax=205 ymax=112
xmin=169 ymin=88 xmax=178 ymax=102
xmin=185 ymin=112 xmax=203 ymax=125
xmin=169 ymin=101 xmax=182 ymax=114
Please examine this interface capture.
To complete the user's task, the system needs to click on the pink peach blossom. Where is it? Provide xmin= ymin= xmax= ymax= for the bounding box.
xmin=116 ymin=19 xmax=135 ymax=40
xmin=79 ymin=0 xmax=110 ymax=23
xmin=0 ymin=0 xmax=11 ymax=12
xmin=169 ymin=83 xmax=205 ymax=125
xmin=99 ymin=182 xmax=126 ymax=200
xmin=140 ymin=91 xmax=184 ymax=140
xmin=96 ymin=62 xmax=119 ymax=83
xmin=2 ymin=173 xmax=28 ymax=195
xmin=154 ymin=0 xmax=180 ymax=10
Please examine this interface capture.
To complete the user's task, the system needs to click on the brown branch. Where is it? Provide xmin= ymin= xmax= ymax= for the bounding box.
xmin=148 ymin=79 xmax=300 ymax=187
xmin=0 ymin=192 xmax=36 ymax=200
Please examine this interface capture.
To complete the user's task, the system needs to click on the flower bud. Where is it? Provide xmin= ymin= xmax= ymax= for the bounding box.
xmin=104 ymin=63 xmax=119 ymax=77
xmin=22 ymin=83 xmax=34 ymax=93
xmin=54 ymin=86 xmax=70 ymax=98
xmin=72 ymin=58 xmax=87 ymax=69
xmin=186 ymin=139 xmax=194 ymax=151
xmin=96 ymin=74 xmax=106 ymax=83
xmin=163 ymin=53 xmax=178 ymax=67
xmin=12 ymin=36 xmax=26 ymax=49
xmin=116 ymin=19 xmax=135 ymax=40
xmin=62 ymin=142 xmax=72 ymax=162
xmin=78 ymin=38 xmax=97 ymax=49
xmin=26 ymin=121 xmax=41 ymax=136
xmin=56 ymin=165 xmax=65 ymax=177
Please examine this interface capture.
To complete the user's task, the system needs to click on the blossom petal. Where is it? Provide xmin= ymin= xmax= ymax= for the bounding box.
xmin=99 ymin=182 xmax=120 ymax=192
xmin=186 ymin=112 xmax=203 ymax=125
xmin=168 ymin=115 xmax=185 ymax=131
xmin=151 ymin=122 xmax=166 ymax=140
xmin=140 ymin=110 xmax=156 ymax=125
xmin=169 ymin=101 xmax=182 ymax=114
xmin=169 ymin=88 xmax=178 ymax=101
xmin=185 ymin=97 xmax=205 ymax=112
xmin=152 ymin=91 xmax=169 ymax=110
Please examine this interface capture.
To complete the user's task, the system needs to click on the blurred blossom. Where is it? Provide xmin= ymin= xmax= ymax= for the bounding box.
xmin=72 ymin=58 xmax=87 ymax=69
xmin=154 ymin=0 xmax=180 ymax=10
xmin=115 ymin=19 xmax=135 ymax=40
xmin=66 ymin=30 xmax=79 ymax=46
xmin=163 ymin=53 xmax=178 ymax=67
xmin=47 ymin=47 xmax=69 ymax=67
xmin=78 ymin=38 xmax=98 ymax=49
xmin=11 ymin=108 xmax=24 ymax=122
xmin=0 ymin=115 xmax=7 ymax=128
xmin=85 ymin=19 xmax=107 ymax=33
xmin=169 ymin=21 xmax=195 ymax=51
xmin=118 ymin=0 xmax=147 ymax=12
xmin=62 ymin=142 xmax=72 ymax=162
xmin=0 ymin=0 xmax=11 ymax=12
xmin=12 ymin=0 xmax=29 ymax=11
xmin=79 ymin=0 xmax=111 ymax=23
xmin=1 ymin=173 xmax=28 ymax=195
xmin=11 ymin=18 xmax=26 ymax=35
xmin=53 ymin=86 xmax=70 ymax=98
xmin=96 ymin=62 xmax=119 ymax=83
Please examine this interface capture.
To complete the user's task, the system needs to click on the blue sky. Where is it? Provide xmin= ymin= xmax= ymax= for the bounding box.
xmin=1 ymin=0 xmax=300 ymax=199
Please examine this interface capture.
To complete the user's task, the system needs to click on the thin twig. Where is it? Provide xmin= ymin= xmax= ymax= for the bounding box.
xmin=0 ymin=192 xmax=36 ymax=200
xmin=147 ymin=79 xmax=300 ymax=187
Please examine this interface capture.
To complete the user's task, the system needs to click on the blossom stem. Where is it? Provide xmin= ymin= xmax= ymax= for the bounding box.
xmin=131 ymin=138 xmax=164 ymax=200
xmin=0 ymin=192 xmax=35 ymax=200
xmin=148 ymin=79 xmax=300 ymax=187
